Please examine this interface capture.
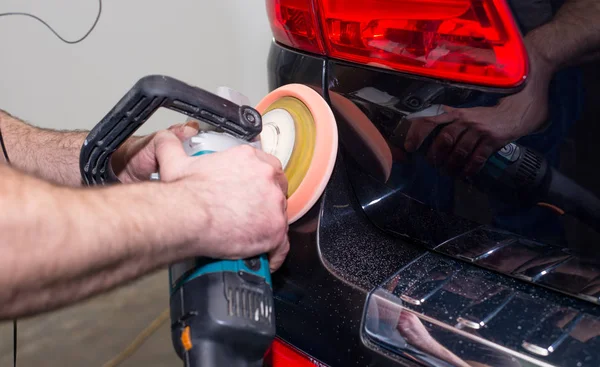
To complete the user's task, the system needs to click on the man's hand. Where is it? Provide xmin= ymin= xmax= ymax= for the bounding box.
xmin=153 ymin=130 xmax=290 ymax=271
xmin=115 ymin=124 xmax=291 ymax=270
xmin=111 ymin=121 xmax=200 ymax=183
xmin=404 ymin=39 xmax=554 ymax=177
xmin=0 ymin=128 xmax=290 ymax=320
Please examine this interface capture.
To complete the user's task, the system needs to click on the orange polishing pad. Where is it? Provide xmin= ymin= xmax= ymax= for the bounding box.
xmin=256 ymin=84 xmax=338 ymax=224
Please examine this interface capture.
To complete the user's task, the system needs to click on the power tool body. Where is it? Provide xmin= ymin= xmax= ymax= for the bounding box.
xmin=80 ymin=75 xmax=275 ymax=367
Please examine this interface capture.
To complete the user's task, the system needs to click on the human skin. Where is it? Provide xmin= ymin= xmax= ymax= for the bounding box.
xmin=0 ymin=111 xmax=290 ymax=320
xmin=404 ymin=0 xmax=600 ymax=177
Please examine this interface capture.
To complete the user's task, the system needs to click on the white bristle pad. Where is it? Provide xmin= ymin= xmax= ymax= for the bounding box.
xmin=260 ymin=108 xmax=296 ymax=169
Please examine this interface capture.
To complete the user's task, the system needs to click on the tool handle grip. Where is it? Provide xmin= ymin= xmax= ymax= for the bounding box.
xmin=79 ymin=75 xmax=262 ymax=186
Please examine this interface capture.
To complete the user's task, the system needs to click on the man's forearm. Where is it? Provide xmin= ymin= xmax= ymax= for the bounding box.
xmin=527 ymin=0 xmax=600 ymax=71
xmin=0 ymin=164 xmax=196 ymax=320
xmin=0 ymin=109 xmax=89 ymax=186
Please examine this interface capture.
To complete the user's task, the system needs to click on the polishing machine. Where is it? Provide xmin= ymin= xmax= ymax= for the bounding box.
xmin=79 ymin=75 xmax=338 ymax=366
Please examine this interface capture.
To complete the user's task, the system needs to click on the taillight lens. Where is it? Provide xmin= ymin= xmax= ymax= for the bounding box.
xmin=266 ymin=0 xmax=326 ymax=55
xmin=266 ymin=0 xmax=528 ymax=88
xmin=264 ymin=338 xmax=326 ymax=366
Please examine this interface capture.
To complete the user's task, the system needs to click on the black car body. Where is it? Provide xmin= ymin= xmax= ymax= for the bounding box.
xmin=263 ymin=1 xmax=600 ymax=366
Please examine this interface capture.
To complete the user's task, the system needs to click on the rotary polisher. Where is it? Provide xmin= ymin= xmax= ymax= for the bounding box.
xmin=79 ymin=75 xmax=338 ymax=366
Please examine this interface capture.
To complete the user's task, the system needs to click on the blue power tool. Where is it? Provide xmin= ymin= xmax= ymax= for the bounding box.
xmin=80 ymin=75 xmax=275 ymax=367
xmin=166 ymin=130 xmax=275 ymax=367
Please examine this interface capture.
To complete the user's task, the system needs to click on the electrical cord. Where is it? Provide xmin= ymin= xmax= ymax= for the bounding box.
xmin=0 ymin=1 xmax=101 ymax=363
xmin=1 ymin=146 xmax=16 ymax=367
xmin=102 ymin=307 xmax=170 ymax=367
xmin=0 ymin=0 xmax=102 ymax=44
xmin=12 ymin=320 xmax=16 ymax=367
xmin=0 ymin=121 xmax=13 ymax=366
xmin=0 ymin=127 xmax=9 ymax=163
xmin=1 ymin=137 xmax=15 ymax=367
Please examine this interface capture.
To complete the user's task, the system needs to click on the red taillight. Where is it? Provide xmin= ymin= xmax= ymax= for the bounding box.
xmin=266 ymin=0 xmax=528 ymax=88
xmin=264 ymin=338 xmax=326 ymax=367
xmin=266 ymin=0 xmax=326 ymax=55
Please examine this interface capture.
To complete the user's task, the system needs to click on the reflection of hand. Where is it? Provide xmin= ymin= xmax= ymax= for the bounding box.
xmin=404 ymin=41 xmax=554 ymax=177
xmin=397 ymin=311 xmax=437 ymax=350
xmin=397 ymin=311 xmax=473 ymax=367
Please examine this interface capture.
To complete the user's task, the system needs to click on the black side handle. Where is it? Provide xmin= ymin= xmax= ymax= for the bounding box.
xmin=80 ymin=75 xmax=262 ymax=186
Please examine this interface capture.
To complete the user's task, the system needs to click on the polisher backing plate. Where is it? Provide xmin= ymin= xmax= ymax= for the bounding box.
xmin=256 ymin=84 xmax=338 ymax=224
xmin=260 ymin=108 xmax=297 ymax=170
xmin=261 ymin=96 xmax=316 ymax=198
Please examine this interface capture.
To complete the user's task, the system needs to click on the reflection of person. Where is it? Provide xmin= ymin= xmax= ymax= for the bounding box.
xmin=366 ymin=294 xmax=521 ymax=367
xmin=397 ymin=311 xmax=473 ymax=367
xmin=0 ymin=112 xmax=289 ymax=320
xmin=405 ymin=0 xmax=600 ymax=177
xmin=395 ymin=0 xmax=600 ymax=243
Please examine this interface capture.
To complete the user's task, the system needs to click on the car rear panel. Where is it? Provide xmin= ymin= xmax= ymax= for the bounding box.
xmin=267 ymin=44 xmax=425 ymax=366
xmin=265 ymin=1 xmax=600 ymax=366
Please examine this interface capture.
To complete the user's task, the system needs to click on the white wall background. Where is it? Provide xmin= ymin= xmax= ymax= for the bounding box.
xmin=0 ymin=0 xmax=272 ymax=134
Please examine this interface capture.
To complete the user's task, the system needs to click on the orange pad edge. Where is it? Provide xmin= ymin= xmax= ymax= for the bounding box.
xmin=256 ymin=84 xmax=338 ymax=224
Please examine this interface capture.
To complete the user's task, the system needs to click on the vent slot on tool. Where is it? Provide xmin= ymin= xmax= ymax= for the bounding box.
xmin=227 ymin=287 xmax=272 ymax=324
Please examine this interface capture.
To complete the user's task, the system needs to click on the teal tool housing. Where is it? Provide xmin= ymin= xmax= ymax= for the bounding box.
xmin=168 ymin=147 xmax=273 ymax=296
xmin=169 ymin=256 xmax=272 ymax=295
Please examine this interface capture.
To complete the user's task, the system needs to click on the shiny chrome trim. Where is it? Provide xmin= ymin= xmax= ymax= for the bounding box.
xmin=434 ymin=226 xmax=600 ymax=305
xmin=364 ymin=288 xmax=556 ymax=367
xmin=521 ymin=312 xmax=583 ymax=357
xmin=456 ymin=288 xmax=515 ymax=330
xmin=399 ymin=294 xmax=422 ymax=306
xmin=513 ymin=252 xmax=573 ymax=282
xmin=530 ymin=257 xmax=575 ymax=282
xmin=362 ymin=252 xmax=600 ymax=367
xmin=522 ymin=341 xmax=551 ymax=357
xmin=399 ymin=264 xmax=457 ymax=306
xmin=431 ymin=226 xmax=482 ymax=250
xmin=455 ymin=317 xmax=482 ymax=330
xmin=578 ymin=276 xmax=600 ymax=303
xmin=463 ymin=238 xmax=517 ymax=262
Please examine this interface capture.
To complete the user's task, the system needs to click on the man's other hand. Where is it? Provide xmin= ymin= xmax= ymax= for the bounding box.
xmin=111 ymin=121 xmax=200 ymax=183
xmin=153 ymin=130 xmax=290 ymax=272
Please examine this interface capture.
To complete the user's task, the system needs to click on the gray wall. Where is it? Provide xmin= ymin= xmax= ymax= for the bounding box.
xmin=0 ymin=0 xmax=272 ymax=134
xmin=0 ymin=1 xmax=273 ymax=364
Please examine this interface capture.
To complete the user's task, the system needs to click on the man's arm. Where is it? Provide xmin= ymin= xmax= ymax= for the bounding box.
xmin=0 ymin=163 xmax=194 ymax=319
xmin=528 ymin=0 xmax=600 ymax=71
xmin=0 ymin=109 xmax=196 ymax=186
xmin=0 ymin=131 xmax=289 ymax=321
xmin=0 ymin=109 xmax=90 ymax=186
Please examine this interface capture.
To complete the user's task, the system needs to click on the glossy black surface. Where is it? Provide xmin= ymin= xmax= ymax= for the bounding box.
xmin=267 ymin=44 xmax=424 ymax=366
xmin=267 ymin=18 xmax=600 ymax=363
xmin=326 ymin=48 xmax=600 ymax=299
